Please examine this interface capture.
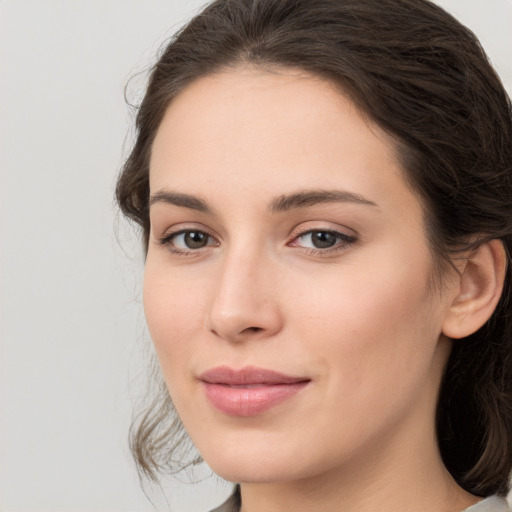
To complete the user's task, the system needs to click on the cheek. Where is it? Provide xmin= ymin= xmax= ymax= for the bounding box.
xmin=143 ymin=259 xmax=208 ymax=368
xmin=289 ymin=256 xmax=440 ymax=395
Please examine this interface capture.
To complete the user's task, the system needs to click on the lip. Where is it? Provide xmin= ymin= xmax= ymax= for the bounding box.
xmin=199 ymin=366 xmax=310 ymax=417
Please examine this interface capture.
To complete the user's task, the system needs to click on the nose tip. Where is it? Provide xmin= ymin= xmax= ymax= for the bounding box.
xmin=208 ymin=301 xmax=282 ymax=343
xmin=209 ymin=316 xmax=267 ymax=340
xmin=206 ymin=264 xmax=282 ymax=343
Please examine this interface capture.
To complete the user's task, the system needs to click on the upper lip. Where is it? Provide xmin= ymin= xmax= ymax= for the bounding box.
xmin=199 ymin=366 xmax=310 ymax=385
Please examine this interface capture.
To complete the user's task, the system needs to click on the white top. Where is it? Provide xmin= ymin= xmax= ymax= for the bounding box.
xmin=466 ymin=496 xmax=511 ymax=512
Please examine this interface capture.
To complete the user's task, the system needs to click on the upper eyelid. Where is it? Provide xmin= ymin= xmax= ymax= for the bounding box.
xmin=157 ymin=223 xmax=218 ymax=240
xmin=158 ymin=230 xmax=354 ymax=257
xmin=160 ymin=229 xmax=218 ymax=246
xmin=293 ymin=227 xmax=350 ymax=236
xmin=289 ymin=222 xmax=358 ymax=239
xmin=159 ymin=225 xmax=352 ymax=238
xmin=155 ymin=223 xmax=358 ymax=247
xmin=289 ymin=229 xmax=356 ymax=245
xmin=158 ymin=229 xmax=219 ymax=255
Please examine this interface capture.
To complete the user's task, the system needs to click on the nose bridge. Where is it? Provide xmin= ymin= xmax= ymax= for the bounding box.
xmin=207 ymin=240 xmax=281 ymax=341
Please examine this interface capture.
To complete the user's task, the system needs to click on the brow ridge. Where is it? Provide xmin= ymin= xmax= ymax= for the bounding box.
xmin=270 ymin=189 xmax=378 ymax=212
xmin=149 ymin=188 xmax=377 ymax=214
xmin=149 ymin=190 xmax=211 ymax=213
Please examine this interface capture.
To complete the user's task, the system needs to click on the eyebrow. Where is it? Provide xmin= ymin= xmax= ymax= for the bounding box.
xmin=149 ymin=188 xmax=378 ymax=214
xmin=149 ymin=190 xmax=211 ymax=213
xmin=269 ymin=189 xmax=378 ymax=212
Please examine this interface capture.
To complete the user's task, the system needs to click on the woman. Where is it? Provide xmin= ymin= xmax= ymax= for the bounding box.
xmin=116 ymin=0 xmax=512 ymax=510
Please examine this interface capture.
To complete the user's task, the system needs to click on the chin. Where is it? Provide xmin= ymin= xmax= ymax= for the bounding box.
xmin=195 ymin=434 xmax=322 ymax=485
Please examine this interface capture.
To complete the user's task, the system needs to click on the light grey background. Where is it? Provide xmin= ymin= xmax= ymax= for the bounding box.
xmin=1 ymin=1 xmax=511 ymax=511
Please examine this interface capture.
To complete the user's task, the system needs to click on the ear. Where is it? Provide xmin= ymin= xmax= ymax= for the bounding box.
xmin=442 ymin=239 xmax=507 ymax=339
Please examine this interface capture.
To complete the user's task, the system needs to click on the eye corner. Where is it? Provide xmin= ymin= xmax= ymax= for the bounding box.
xmin=287 ymin=226 xmax=358 ymax=255
xmin=157 ymin=227 xmax=220 ymax=257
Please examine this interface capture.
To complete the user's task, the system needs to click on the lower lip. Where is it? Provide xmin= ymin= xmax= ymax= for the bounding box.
xmin=202 ymin=381 xmax=309 ymax=417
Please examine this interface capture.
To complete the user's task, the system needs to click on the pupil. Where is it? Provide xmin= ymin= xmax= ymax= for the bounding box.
xmin=185 ymin=231 xmax=208 ymax=249
xmin=312 ymin=231 xmax=336 ymax=248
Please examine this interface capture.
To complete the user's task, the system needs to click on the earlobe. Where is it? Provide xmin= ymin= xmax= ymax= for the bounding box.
xmin=442 ymin=239 xmax=507 ymax=339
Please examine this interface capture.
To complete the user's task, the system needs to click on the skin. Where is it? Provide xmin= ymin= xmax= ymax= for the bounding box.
xmin=144 ymin=67 xmax=481 ymax=512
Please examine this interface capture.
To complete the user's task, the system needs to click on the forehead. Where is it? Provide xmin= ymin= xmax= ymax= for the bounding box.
xmin=149 ymin=67 xmax=419 ymax=219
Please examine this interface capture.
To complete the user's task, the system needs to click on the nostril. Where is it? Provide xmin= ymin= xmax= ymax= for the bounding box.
xmin=209 ymin=326 xmax=263 ymax=338
xmin=244 ymin=327 xmax=263 ymax=333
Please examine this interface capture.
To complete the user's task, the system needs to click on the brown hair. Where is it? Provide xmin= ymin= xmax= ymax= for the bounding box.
xmin=117 ymin=0 xmax=512 ymax=496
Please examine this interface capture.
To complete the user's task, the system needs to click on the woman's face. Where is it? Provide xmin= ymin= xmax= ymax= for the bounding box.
xmin=144 ymin=68 xmax=458 ymax=484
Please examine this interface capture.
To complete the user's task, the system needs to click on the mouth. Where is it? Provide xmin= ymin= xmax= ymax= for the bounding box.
xmin=198 ymin=366 xmax=311 ymax=417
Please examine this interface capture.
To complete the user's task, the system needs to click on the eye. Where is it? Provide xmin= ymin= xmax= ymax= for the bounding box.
xmin=159 ymin=229 xmax=218 ymax=252
xmin=290 ymin=229 xmax=356 ymax=251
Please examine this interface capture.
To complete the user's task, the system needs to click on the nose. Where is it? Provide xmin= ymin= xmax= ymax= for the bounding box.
xmin=206 ymin=248 xmax=283 ymax=343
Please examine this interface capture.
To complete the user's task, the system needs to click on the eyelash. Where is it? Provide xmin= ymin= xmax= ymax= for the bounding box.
xmin=288 ymin=229 xmax=357 ymax=254
xmin=158 ymin=229 xmax=219 ymax=256
xmin=158 ymin=227 xmax=357 ymax=256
